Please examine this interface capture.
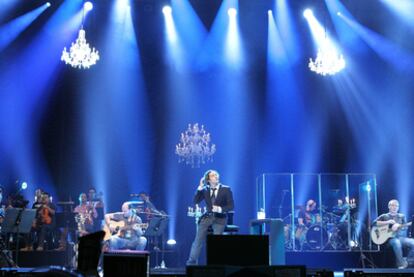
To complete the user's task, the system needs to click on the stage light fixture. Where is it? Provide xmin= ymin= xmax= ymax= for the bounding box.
xmin=21 ymin=182 xmax=28 ymax=190
xmin=268 ymin=10 xmax=272 ymax=16
xmin=167 ymin=239 xmax=177 ymax=245
xmin=84 ymin=1 xmax=93 ymax=12
xmin=46 ymin=2 xmax=51 ymax=7
xmin=337 ymin=11 xmax=342 ymax=16
xmin=162 ymin=5 xmax=172 ymax=15
xmin=303 ymin=9 xmax=313 ymax=18
xmin=228 ymin=8 xmax=237 ymax=17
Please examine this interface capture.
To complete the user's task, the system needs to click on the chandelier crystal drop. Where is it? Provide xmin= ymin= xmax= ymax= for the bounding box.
xmin=175 ymin=123 xmax=216 ymax=168
xmin=309 ymin=44 xmax=346 ymax=76
xmin=61 ymin=28 xmax=99 ymax=69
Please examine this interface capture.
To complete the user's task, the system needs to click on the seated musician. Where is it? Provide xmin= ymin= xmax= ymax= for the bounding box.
xmin=33 ymin=189 xmax=43 ymax=210
xmin=34 ymin=192 xmax=56 ymax=251
xmin=296 ymin=199 xmax=321 ymax=246
xmin=298 ymin=199 xmax=320 ymax=227
xmin=104 ymin=202 xmax=147 ymax=251
xmin=88 ymin=187 xmax=105 ymax=231
xmin=74 ymin=193 xmax=97 ymax=236
xmin=373 ymin=199 xmax=414 ymax=269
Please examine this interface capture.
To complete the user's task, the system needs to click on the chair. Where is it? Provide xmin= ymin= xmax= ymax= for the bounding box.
xmin=208 ymin=211 xmax=239 ymax=235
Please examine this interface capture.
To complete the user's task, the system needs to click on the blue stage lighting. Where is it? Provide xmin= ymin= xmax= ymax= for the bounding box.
xmin=228 ymin=8 xmax=237 ymax=17
xmin=162 ymin=5 xmax=172 ymax=15
xmin=167 ymin=239 xmax=177 ymax=245
xmin=303 ymin=9 xmax=313 ymax=19
xmin=84 ymin=1 xmax=93 ymax=12
xmin=337 ymin=11 xmax=341 ymax=16
xmin=21 ymin=182 xmax=28 ymax=190
xmin=46 ymin=2 xmax=51 ymax=7
xmin=268 ymin=10 xmax=272 ymax=16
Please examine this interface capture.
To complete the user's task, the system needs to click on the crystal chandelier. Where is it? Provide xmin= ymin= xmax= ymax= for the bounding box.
xmin=61 ymin=28 xmax=99 ymax=69
xmin=61 ymin=3 xmax=99 ymax=69
xmin=308 ymin=24 xmax=345 ymax=76
xmin=309 ymin=44 xmax=345 ymax=76
xmin=175 ymin=123 xmax=216 ymax=168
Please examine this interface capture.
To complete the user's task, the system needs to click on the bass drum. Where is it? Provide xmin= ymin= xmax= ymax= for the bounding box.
xmin=306 ymin=224 xmax=328 ymax=250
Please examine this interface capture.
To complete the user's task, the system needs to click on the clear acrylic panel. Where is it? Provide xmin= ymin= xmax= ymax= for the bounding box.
xmin=256 ymin=173 xmax=379 ymax=252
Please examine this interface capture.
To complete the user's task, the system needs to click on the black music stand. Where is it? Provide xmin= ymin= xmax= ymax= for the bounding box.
xmin=1 ymin=208 xmax=36 ymax=266
xmin=145 ymin=216 xmax=169 ymax=268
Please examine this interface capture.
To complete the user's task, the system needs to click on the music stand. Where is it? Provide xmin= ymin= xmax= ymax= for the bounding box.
xmin=145 ymin=216 xmax=168 ymax=268
xmin=1 ymin=208 xmax=36 ymax=266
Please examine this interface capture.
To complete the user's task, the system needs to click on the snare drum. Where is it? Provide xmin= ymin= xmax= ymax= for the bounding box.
xmin=305 ymin=224 xmax=328 ymax=250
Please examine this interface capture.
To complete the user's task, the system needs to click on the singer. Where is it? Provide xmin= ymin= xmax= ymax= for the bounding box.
xmin=186 ymin=169 xmax=234 ymax=265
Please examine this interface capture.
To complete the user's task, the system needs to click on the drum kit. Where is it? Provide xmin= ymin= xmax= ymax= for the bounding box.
xmin=283 ymin=209 xmax=350 ymax=251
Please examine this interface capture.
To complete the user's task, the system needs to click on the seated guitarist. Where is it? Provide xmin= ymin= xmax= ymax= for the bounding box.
xmin=104 ymin=202 xmax=147 ymax=251
xmin=374 ymin=199 xmax=414 ymax=269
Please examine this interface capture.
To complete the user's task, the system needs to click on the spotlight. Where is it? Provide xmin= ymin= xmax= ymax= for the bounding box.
xmin=162 ymin=5 xmax=172 ymax=15
xmin=268 ymin=10 xmax=272 ymax=16
xmin=167 ymin=239 xmax=176 ymax=246
xmin=21 ymin=182 xmax=28 ymax=190
xmin=46 ymin=2 xmax=51 ymax=7
xmin=228 ymin=8 xmax=237 ymax=17
xmin=337 ymin=11 xmax=342 ymax=16
xmin=303 ymin=9 xmax=313 ymax=18
xmin=84 ymin=1 xmax=93 ymax=12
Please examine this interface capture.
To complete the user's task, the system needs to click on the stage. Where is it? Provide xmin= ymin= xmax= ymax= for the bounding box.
xmin=0 ymin=249 xmax=406 ymax=276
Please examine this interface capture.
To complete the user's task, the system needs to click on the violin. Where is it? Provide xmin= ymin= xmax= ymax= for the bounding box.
xmin=40 ymin=205 xmax=52 ymax=225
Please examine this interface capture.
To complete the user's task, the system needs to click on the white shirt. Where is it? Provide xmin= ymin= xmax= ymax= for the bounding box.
xmin=210 ymin=184 xmax=220 ymax=198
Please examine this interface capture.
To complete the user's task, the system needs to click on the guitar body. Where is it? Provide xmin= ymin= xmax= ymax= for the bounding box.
xmin=371 ymin=222 xmax=412 ymax=245
xmin=371 ymin=225 xmax=393 ymax=245
xmin=103 ymin=221 xmax=148 ymax=241
xmin=103 ymin=221 xmax=125 ymax=241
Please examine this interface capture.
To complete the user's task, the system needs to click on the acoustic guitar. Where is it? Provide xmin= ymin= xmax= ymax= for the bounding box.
xmin=371 ymin=222 xmax=412 ymax=245
xmin=103 ymin=221 xmax=148 ymax=241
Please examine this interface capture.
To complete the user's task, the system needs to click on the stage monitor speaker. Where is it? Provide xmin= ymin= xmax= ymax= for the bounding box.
xmin=187 ymin=265 xmax=306 ymax=277
xmin=77 ymin=231 xmax=105 ymax=275
xmin=307 ymin=268 xmax=334 ymax=277
xmin=344 ymin=268 xmax=414 ymax=276
xmin=206 ymin=235 xmax=269 ymax=266
xmin=103 ymin=250 xmax=149 ymax=277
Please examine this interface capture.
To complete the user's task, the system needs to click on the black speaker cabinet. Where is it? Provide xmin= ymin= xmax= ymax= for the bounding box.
xmin=187 ymin=265 xmax=306 ymax=277
xmin=344 ymin=268 xmax=414 ymax=276
xmin=206 ymin=235 xmax=269 ymax=266
xmin=103 ymin=250 xmax=149 ymax=277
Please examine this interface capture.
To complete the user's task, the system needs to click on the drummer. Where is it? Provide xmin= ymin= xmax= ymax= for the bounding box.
xmin=295 ymin=199 xmax=321 ymax=247
xmin=298 ymin=199 xmax=321 ymax=227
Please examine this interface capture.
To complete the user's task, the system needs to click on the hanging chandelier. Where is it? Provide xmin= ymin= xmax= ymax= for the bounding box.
xmin=308 ymin=22 xmax=345 ymax=76
xmin=61 ymin=2 xmax=99 ymax=69
xmin=175 ymin=123 xmax=216 ymax=168
xmin=308 ymin=44 xmax=345 ymax=76
xmin=61 ymin=28 xmax=99 ymax=69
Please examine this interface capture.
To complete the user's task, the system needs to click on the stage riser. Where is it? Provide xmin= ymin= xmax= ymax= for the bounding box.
xmin=187 ymin=265 xmax=307 ymax=277
xmin=11 ymin=251 xmax=68 ymax=268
